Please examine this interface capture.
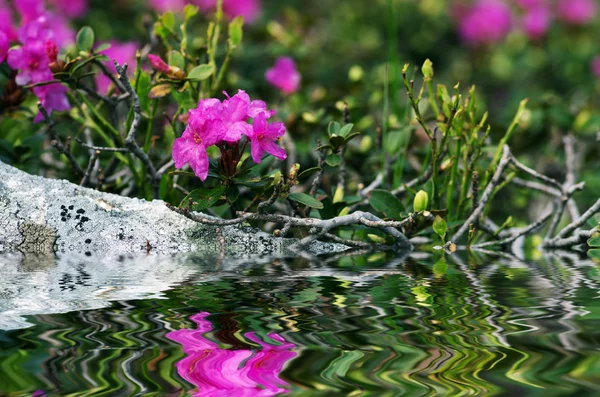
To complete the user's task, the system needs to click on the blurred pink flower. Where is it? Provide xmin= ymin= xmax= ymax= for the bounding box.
xmin=96 ymin=41 xmax=138 ymax=93
xmin=458 ymin=0 xmax=513 ymax=46
xmin=149 ymin=0 xmax=187 ymax=12
xmin=557 ymin=0 xmax=597 ymax=25
xmin=7 ymin=40 xmax=50 ymax=85
xmin=265 ymin=57 xmax=301 ymax=95
xmin=33 ymin=80 xmax=70 ymax=122
xmin=593 ymin=56 xmax=600 ymax=78
xmin=148 ymin=54 xmax=170 ymax=74
xmin=14 ymin=0 xmax=45 ymax=23
xmin=515 ymin=0 xmax=545 ymax=10
xmin=523 ymin=7 xmax=551 ymax=39
xmin=0 ymin=31 xmax=8 ymax=62
xmin=47 ymin=0 xmax=88 ymax=18
xmin=249 ymin=113 xmax=286 ymax=163
xmin=18 ymin=14 xmax=74 ymax=47
xmin=172 ymin=98 xmax=227 ymax=180
xmin=166 ymin=312 xmax=296 ymax=396
xmin=194 ymin=0 xmax=261 ymax=23
xmin=0 ymin=8 xmax=18 ymax=41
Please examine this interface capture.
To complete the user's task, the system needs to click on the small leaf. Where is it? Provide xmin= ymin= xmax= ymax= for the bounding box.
xmin=333 ymin=186 xmax=344 ymax=204
xmin=187 ymin=64 xmax=215 ymax=81
xmin=168 ymin=50 xmax=186 ymax=70
xmin=338 ymin=123 xmax=354 ymax=137
xmin=328 ymin=121 xmax=341 ymax=136
xmin=368 ymin=234 xmax=387 ymax=244
xmin=587 ymin=235 xmax=600 ymax=248
xmin=228 ymin=16 xmax=244 ymax=47
xmin=288 ymin=193 xmax=324 ymax=209
xmin=329 ymin=135 xmax=345 ymax=149
xmin=148 ymin=84 xmax=172 ymax=99
xmin=162 ymin=12 xmax=176 ymax=31
xmin=368 ymin=189 xmax=405 ymax=219
xmin=180 ymin=185 xmax=227 ymax=211
xmin=298 ymin=167 xmax=321 ymax=180
xmin=184 ymin=4 xmax=198 ymax=21
xmin=588 ymin=249 xmax=600 ymax=261
xmin=95 ymin=43 xmax=111 ymax=52
xmin=76 ymin=26 xmax=95 ymax=52
xmin=413 ymin=190 xmax=429 ymax=212
xmin=325 ymin=153 xmax=341 ymax=167
xmin=433 ymin=216 xmax=447 ymax=240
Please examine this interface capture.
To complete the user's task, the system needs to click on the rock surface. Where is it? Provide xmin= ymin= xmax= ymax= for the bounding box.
xmin=0 ymin=161 xmax=346 ymax=256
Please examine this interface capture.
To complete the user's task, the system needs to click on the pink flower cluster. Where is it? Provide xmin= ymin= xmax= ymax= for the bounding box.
xmin=457 ymin=0 xmax=598 ymax=45
xmin=150 ymin=0 xmax=261 ymax=23
xmin=1 ymin=0 xmax=75 ymax=121
xmin=172 ymin=90 xmax=286 ymax=181
xmin=166 ymin=312 xmax=296 ymax=396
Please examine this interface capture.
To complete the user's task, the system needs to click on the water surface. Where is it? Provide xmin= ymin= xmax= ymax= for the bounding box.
xmin=0 ymin=250 xmax=599 ymax=396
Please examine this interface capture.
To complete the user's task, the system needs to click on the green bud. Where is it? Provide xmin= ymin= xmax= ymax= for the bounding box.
xmin=333 ymin=186 xmax=344 ymax=204
xmin=422 ymin=59 xmax=434 ymax=80
xmin=359 ymin=136 xmax=373 ymax=152
xmin=338 ymin=206 xmax=350 ymax=216
xmin=413 ymin=190 xmax=429 ymax=212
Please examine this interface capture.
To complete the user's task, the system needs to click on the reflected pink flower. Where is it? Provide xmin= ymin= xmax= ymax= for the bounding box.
xmin=458 ymin=0 xmax=512 ymax=46
xmin=523 ymin=7 xmax=551 ymax=39
xmin=194 ymin=0 xmax=261 ymax=23
xmin=166 ymin=312 xmax=296 ymax=396
xmin=0 ymin=31 xmax=8 ymax=63
xmin=249 ymin=113 xmax=286 ymax=164
xmin=557 ymin=0 xmax=597 ymax=25
xmin=148 ymin=54 xmax=170 ymax=74
xmin=7 ymin=40 xmax=50 ymax=85
xmin=172 ymin=98 xmax=226 ymax=180
xmin=593 ymin=56 xmax=600 ymax=78
xmin=47 ymin=0 xmax=87 ymax=18
xmin=149 ymin=0 xmax=187 ymax=12
xmin=96 ymin=41 xmax=138 ymax=93
xmin=265 ymin=57 xmax=301 ymax=95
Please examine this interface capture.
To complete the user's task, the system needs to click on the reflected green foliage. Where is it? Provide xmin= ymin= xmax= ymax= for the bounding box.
xmin=1 ymin=252 xmax=599 ymax=396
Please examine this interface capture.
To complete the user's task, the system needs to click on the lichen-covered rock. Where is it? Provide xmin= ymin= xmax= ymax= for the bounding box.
xmin=0 ymin=161 xmax=346 ymax=256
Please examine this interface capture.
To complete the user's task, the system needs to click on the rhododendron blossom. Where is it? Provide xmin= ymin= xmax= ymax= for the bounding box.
xmin=0 ymin=8 xmax=18 ymax=41
xmin=557 ymin=0 xmax=597 ymax=25
xmin=265 ymin=57 xmax=301 ymax=95
xmin=458 ymin=0 xmax=512 ymax=46
xmin=0 ymin=31 xmax=8 ymax=63
xmin=523 ymin=7 xmax=551 ymax=39
xmin=32 ymin=81 xmax=70 ymax=121
xmin=194 ymin=0 xmax=261 ymax=23
xmin=7 ymin=40 xmax=51 ymax=86
xmin=148 ymin=54 xmax=171 ymax=74
xmin=149 ymin=0 xmax=187 ymax=13
xmin=47 ymin=0 xmax=88 ymax=18
xmin=172 ymin=90 xmax=285 ymax=181
xmin=166 ymin=312 xmax=296 ymax=396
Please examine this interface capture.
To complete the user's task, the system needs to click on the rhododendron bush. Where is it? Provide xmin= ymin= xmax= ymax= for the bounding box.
xmin=1 ymin=0 xmax=599 ymax=252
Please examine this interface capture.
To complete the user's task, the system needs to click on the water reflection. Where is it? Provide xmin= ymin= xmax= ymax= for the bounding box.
xmin=167 ymin=312 xmax=296 ymax=396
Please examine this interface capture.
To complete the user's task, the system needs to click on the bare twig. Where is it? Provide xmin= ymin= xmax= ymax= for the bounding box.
xmin=509 ymin=156 xmax=564 ymax=193
xmin=470 ymin=210 xmax=553 ymax=249
xmin=552 ymin=198 xmax=600 ymax=241
xmin=38 ymin=103 xmax=85 ymax=176
xmin=81 ymin=150 xmax=99 ymax=187
xmin=75 ymin=138 xmax=130 ymax=152
xmin=309 ymin=144 xmax=327 ymax=197
xmin=511 ymin=177 xmax=561 ymax=198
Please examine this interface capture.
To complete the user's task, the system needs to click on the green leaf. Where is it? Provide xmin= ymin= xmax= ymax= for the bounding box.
xmin=368 ymin=234 xmax=387 ymax=244
xmin=588 ymin=249 xmax=600 ymax=261
xmin=187 ymin=64 xmax=215 ymax=81
xmin=168 ymin=50 xmax=186 ymax=70
xmin=298 ymin=167 xmax=322 ymax=180
xmin=180 ymin=185 xmax=227 ymax=211
xmin=226 ymin=186 xmax=240 ymax=203
xmin=328 ymin=121 xmax=341 ymax=136
xmin=184 ymin=4 xmax=198 ymax=21
xmin=587 ymin=235 xmax=600 ymax=248
xmin=329 ymin=135 xmax=345 ymax=149
xmin=95 ymin=43 xmax=111 ymax=52
xmin=325 ymin=153 xmax=341 ymax=167
xmin=368 ymin=189 xmax=405 ymax=219
xmin=136 ymin=72 xmax=152 ymax=114
xmin=162 ymin=12 xmax=176 ymax=31
xmin=228 ymin=16 xmax=244 ymax=47
xmin=288 ymin=193 xmax=324 ymax=209
xmin=76 ymin=26 xmax=95 ymax=52
xmin=338 ymin=123 xmax=354 ymax=137
xmin=433 ymin=215 xmax=447 ymax=240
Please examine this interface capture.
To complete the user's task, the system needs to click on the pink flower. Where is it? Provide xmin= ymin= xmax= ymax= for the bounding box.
xmin=515 ymin=0 xmax=545 ymax=10
xmin=0 ymin=8 xmax=18 ymax=41
xmin=0 ymin=31 xmax=8 ymax=63
xmin=7 ymin=40 xmax=51 ymax=85
xmin=458 ymin=0 xmax=513 ymax=46
xmin=18 ymin=14 xmax=74 ymax=47
xmin=557 ymin=0 xmax=597 ymax=25
xmin=265 ymin=57 xmax=301 ymax=95
xmin=32 ymin=80 xmax=70 ymax=122
xmin=221 ymin=89 xmax=270 ymax=142
xmin=149 ymin=0 xmax=187 ymax=13
xmin=172 ymin=98 xmax=226 ymax=180
xmin=148 ymin=54 xmax=170 ymax=74
xmin=193 ymin=0 xmax=261 ymax=23
xmin=166 ymin=312 xmax=296 ymax=396
xmin=47 ymin=0 xmax=88 ymax=18
xmin=523 ymin=7 xmax=551 ymax=39
xmin=593 ymin=56 xmax=600 ymax=78
xmin=96 ymin=41 xmax=138 ymax=93
xmin=14 ymin=0 xmax=45 ymax=23
xmin=249 ymin=112 xmax=286 ymax=164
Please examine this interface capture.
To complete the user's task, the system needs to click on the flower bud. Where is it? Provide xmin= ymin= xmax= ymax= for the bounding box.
xmin=422 ymin=59 xmax=434 ymax=80
xmin=413 ymin=190 xmax=429 ymax=212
